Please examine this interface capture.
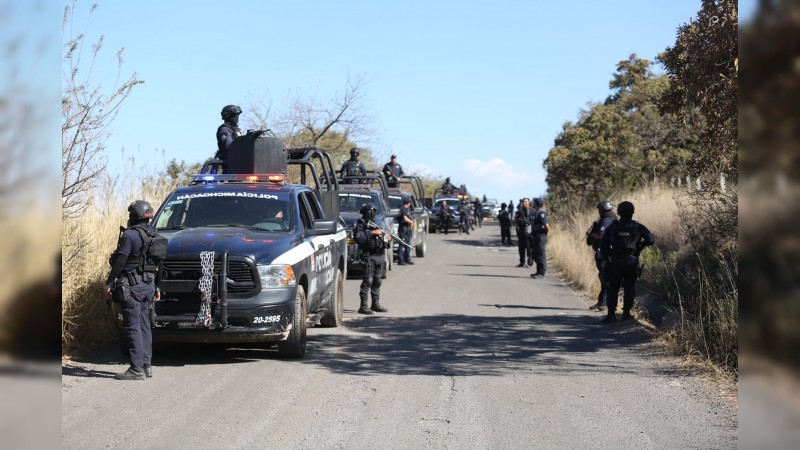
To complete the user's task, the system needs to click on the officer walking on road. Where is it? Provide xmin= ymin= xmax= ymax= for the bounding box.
xmin=382 ymin=154 xmax=405 ymax=188
xmin=514 ymin=198 xmax=533 ymax=267
xmin=498 ymin=202 xmax=512 ymax=245
xmin=587 ymin=200 xmax=617 ymax=311
xmin=215 ymin=105 xmax=244 ymax=170
xmin=396 ymin=196 xmax=415 ymax=265
xmin=104 ymin=200 xmax=162 ymax=380
xmin=354 ymin=203 xmax=390 ymax=314
xmin=529 ymin=197 xmax=550 ymax=278
xmin=439 ymin=200 xmax=453 ymax=235
xmin=340 ymin=148 xmax=367 ymax=184
xmin=600 ymin=201 xmax=655 ymax=323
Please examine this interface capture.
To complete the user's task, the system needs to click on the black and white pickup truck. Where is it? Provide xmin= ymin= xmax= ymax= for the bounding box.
xmin=139 ymin=137 xmax=346 ymax=358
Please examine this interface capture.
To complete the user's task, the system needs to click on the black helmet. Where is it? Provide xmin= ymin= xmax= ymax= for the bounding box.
xmin=360 ymin=202 xmax=377 ymax=219
xmin=350 ymin=147 xmax=360 ymax=157
xmin=445 ymin=177 xmax=450 ymax=183
xmin=501 ymin=202 xmax=507 ymax=208
xmin=617 ymin=201 xmax=634 ymax=218
xmin=221 ymin=104 xmax=242 ymax=120
xmin=128 ymin=200 xmax=154 ymax=222
xmin=597 ymin=200 xmax=613 ymax=212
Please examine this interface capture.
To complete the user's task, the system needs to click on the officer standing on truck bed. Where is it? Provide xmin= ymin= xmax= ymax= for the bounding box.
xmin=340 ymin=148 xmax=367 ymax=184
xmin=104 ymin=200 xmax=162 ymax=380
xmin=215 ymin=105 xmax=243 ymax=170
xmin=382 ymin=154 xmax=405 ymax=188
xmin=354 ymin=203 xmax=390 ymax=314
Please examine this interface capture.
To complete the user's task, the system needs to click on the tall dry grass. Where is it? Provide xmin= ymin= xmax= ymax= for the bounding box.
xmin=62 ymin=155 xmax=178 ymax=356
xmin=549 ymin=186 xmax=738 ymax=375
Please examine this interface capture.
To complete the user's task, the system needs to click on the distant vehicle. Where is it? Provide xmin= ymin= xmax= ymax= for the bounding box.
xmin=430 ymin=188 xmax=470 ymax=233
xmin=481 ymin=202 xmax=497 ymax=219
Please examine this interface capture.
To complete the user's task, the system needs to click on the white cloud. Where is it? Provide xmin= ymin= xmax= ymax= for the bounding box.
xmin=460 ymin=158 xmax=537 ymax=189
xmin=406 ymin=163 xmax=443 ymax=179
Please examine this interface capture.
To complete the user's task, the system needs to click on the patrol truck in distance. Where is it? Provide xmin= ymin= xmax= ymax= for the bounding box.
xmin=146 ymin=136 xmax=346 ymax=358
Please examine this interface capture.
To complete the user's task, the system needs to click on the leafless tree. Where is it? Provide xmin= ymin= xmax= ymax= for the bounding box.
xmin=273 ymin=73 xmax=375 ymax=154
xmin=61 ymin=1 xmax=143 ymax=220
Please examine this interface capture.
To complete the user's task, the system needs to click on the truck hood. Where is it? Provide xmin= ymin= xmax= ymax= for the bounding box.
xmin=161 ymin=227 xmax=301 ymax=265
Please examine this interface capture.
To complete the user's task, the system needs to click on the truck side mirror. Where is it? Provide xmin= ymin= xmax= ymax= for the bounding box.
xmin=305 ymin=219 xmax=337 ymax=236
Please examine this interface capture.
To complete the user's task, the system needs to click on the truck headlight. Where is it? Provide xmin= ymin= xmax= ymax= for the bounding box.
xmin=257 ymin=264 xmax=296 ymax=289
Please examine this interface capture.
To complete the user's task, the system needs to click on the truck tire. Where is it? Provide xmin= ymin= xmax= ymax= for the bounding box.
xmin=320 ymin=268 xmax=343 ymax=327
xmin=278 ymin=286 xmax=307 ymax=358
xmin=415 ymin=232 xmax=427 ymax=257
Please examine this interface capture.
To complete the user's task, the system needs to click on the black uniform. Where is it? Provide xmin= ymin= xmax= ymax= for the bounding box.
xmin=498 ymin=209 xmax=512 ymax=245
xmin=458 ymin=202 xmax=471 ymax=234
xmin=515 ymin=206 xmax=533 ymax=267
xmin=600 ymin=219 xmax=655 ymax=318
xmin=439 ymin=205 xmax=453 ymax=234
xmin=340 ymin=158 xmax=367 ymax=184
xmin=215 ymin=122 xmax=242 ymax=169
xmin=106 ymin=222 xmax=159 ymax=375
xmin=530 ymin=208 xmax=549 ymax=276
xmin=396 ymin=204 xmax=413 ymax=264
xmin=588 ymin=212 xmax=617 ymax=308
xmin=441 ymin=181 xmax=455 ymax=194
xmin=354 ymin=217 xmax=389 ymax=313
xmin=382 ymin=160 xmax=405 ymax=188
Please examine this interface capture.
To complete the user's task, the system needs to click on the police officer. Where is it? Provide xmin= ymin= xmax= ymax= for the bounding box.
xmin=507 ymin=200 xmax=514 ymax=217
xmin=354 ymin=203 xmax=390 ymax=314
xmin=396 ymin=196 xmax=414 ymax=265
xmin=473 ymin=197 xmax=483 ymax=229
xmin=600 ymin=201 xmax=655 ymax=323
xmin=529 ymin=197 xmax=550 ymax=278
xmin=103 ymin=200 xmax=161 ymax=380
xmin=215 ymin=105 xmax=244 ymax=169
xmin=340 ymin=148 xmax=367 ymax=184
xmin=458 ymin=199 xmax=471 ymax=235
xmin=438 ymin=200 xmax=454 ymax=235
xmin=498 ymin=202 xmax=512 ymax=245
xmin=441 ymin=177 xmax=455 ymax=194
xmin=514 ymin=198 xmax=533 ymax=267
xmin=382 ymin=154 xmax=405 ymax=188
xmin=587 ymin=200 xmax=617 ymax=311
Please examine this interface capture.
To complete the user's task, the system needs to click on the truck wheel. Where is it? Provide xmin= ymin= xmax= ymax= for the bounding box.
xmin=415 ymin=232 xmax=427 ymax=257
xmin=278 ymin=286 xmax=307 ymax=358
xmin=320 ymin=268 xmax=343 ymax=327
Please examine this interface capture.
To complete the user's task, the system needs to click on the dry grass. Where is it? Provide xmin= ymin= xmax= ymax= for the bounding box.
xmin=549 ymin=186 xmax=738 ymax=376
xmin=61 ymin=156 xmax=178 ymax=356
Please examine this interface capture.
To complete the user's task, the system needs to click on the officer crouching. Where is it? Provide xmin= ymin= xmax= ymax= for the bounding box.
xmin=353 ymin=203 xmax=390 ymax=315
xmin=104 ymin=200 xmax=162 ymax=380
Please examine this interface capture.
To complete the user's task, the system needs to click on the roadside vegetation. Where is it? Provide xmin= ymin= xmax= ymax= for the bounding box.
xmin=545 ymin=1 xmax=738 ymax=376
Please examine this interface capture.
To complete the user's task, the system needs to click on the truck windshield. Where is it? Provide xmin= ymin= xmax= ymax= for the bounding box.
xmin=154 ymin=193 xmax=293 ymax=232
xmin=339 ymin=192 xmax=383 ymax=214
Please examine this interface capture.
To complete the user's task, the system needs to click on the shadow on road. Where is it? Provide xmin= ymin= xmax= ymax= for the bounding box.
xmin=302 ymin=313 xmax=661 ymax=378
xmin=478 ymin=303 xmax=578 ymax=311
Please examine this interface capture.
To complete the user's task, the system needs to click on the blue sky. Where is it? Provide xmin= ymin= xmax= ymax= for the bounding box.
xmin=66 ymin=0 xmax=726 ymax=203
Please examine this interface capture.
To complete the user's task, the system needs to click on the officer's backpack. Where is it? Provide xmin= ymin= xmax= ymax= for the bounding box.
xmin=610 ymin=221 xmax=641 ymax=259
xmin=132 ymin=226 xmax=168 ymax=273
xmin=346 ymin=160 xmax=361 ymax=177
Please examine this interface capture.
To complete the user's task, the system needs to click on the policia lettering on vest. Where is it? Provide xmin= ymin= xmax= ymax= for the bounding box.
xmin=104 ymin=200 xmax=166 ymax=380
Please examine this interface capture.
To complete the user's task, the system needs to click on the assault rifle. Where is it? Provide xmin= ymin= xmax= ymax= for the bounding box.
xmin=367 ymin=220 xmax=413 ymax=249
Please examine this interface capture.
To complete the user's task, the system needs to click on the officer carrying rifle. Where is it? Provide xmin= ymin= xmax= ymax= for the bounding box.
xmin=354 ymin=203 xmax=392 ymax=315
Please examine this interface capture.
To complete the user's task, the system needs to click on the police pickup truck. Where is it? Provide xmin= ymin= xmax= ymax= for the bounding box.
xmin=337 ymin=173 xmax=397 ymax=276
xmin=145 ymin=137 xmax=346 ymax=358
xmin=429 ymin=187 xmax=470 ymax=234
xmin=385 ymin=175 xmax=429 ymax=257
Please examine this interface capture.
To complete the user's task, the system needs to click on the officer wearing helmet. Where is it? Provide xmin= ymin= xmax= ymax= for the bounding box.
xmin=353 ymin=203 xmax=390 ymax=314
xmin=600 ymin=201 xmax=655 ymax=323
xmin=396 ymin=195 xmax=414 ymax=265
xmin=441 ymin=177 xmax=455 ymax=195
xmin=586 ymin=200 xmax=618 ymax=311
xmin=529 ymin=197 xmax=550 ymax=278
xmin=340 ymin=147 xmax=367 ymax=184
xmin=215 ymin=105 xmax=244 ymax=170
xmin=104 ymin=200 xmax=162 ymax=380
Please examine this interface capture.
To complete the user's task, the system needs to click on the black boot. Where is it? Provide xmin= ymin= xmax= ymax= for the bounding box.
xmin=358 ymin=299 xmax=374 ymax=315
xmin=115 ymin=365 xmax=145 ymax=381
xmin=371 ymin=300 xmax=388 ymax=313
xmin=143 ymin=364 xmax=153 ymax=378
